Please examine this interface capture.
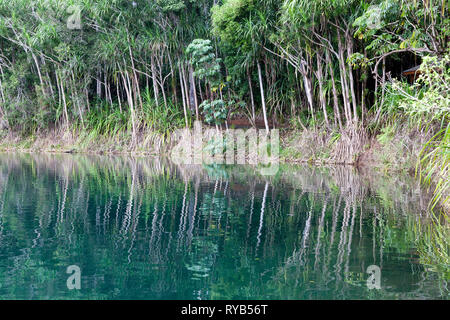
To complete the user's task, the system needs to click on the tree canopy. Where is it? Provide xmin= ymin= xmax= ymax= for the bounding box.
xmin=0 ymin=0 xmax=447 ymax=135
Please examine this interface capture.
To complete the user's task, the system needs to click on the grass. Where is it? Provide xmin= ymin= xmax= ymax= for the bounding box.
xmin=417 ymin=124 xmax=449 ymax=211
xmin=0 ymin=92 xmax=188 ymax=155
xmin=414 ymin=211 xmax=449 ymax=279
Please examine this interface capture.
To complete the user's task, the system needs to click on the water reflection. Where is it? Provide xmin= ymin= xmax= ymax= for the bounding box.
xmin=0 ymin=153 xmax=447 ymax=299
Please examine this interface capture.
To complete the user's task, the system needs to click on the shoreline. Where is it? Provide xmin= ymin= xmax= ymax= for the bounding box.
xmin=3 ymin=124 xmax=447 ymax=215
xmin=0 ymin=125 xmax=432 ymax=169
xmin=1 ymin=143 xmax=448 ymax=215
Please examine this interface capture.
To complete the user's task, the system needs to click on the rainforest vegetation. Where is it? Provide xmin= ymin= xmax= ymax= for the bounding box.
xmin=0 ymin=0 xmax=448 ymax=209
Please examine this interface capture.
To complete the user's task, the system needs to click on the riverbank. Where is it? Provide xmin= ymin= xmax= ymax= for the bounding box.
xmin=2 ymin=125 xmax=446 ymax=192
xmin=0 ymin=127 xmax=169 ymax=156
xmin=0 ymin=122 xmax=447 ymax=211
xmin=0 ymin=121 xmax=435 ymax=169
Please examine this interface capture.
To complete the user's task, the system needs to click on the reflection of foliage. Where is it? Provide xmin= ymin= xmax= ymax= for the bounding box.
xmin=203 ymin=135 xmax=229 ymax=158
xmin=202 ymin=163 xmax=229 ymax=179
xmin=185 ymin=237 xmax=219 ymax=280
xmin=0 ymin=154 xmax=447 ymax=299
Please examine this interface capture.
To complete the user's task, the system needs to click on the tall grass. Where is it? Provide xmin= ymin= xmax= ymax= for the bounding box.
xmin=73 ymin=88 xmax=187 ymax=147
xmin=417 ymin=125 xmax=449 ymax=211
xmin=414 ymin=213 xmax=449 ymax=279
xmin=140 ymin=87 xmax=187 ymax=138
xmin=83 ymin=102 xmax=129 ymax=137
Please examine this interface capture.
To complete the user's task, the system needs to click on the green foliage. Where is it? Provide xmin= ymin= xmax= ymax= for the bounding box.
xmin=199 ymin=99 xmax=230 ymax=125
xmin=211 ymin=0 xmax=256 ymax=50
xmin=418 ymin=126 xmax=449 ymax=211
xmin=398 ymin=52 xmax=450 ymax=122
xmin=186 ymin=39 xmax=222 ymax=85
xmin=377 ymin=125 xmax=395 ymax=145
xmin=381 ymin=51 xmax=449 ymax=211
xmin=354 ymin=0 xmax=448 ymax=56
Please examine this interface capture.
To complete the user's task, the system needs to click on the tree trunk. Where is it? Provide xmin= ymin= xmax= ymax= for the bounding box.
xmin=327 ymin=50 xmax=343 ymax=129
xmin=316 ymin=52 xmax=329 ymax=126
xmin=151 ymin=54 xmax=159 ymax=106
xmin=59 ymin=72 xmax=69 ymax=127
xmin=247 ymin=66 xmax=256 ymax=125
xmin=128 ymin=44 xmax=143 ymax=109
xmin=346 ymin=33 xmax=358 ymax=124
xmin=121 ymin=70 xmax=137 ymax=147
xmin=257 ymin=61 xmax=269 ymax=134
xmin=179 ymin=68 xmax=189 ymax=127
xmin=181 ymin=64 xmax=191 ymax=115
xmin=0 ymin=65 xmax=5 ymax=118
xmin=337 ymin=30 xmax=352 ymax=125
xmin=32 ymin=53 xmax=46 ymax=97
xmin=188 ymin=65 xmax=199 ymax=121
xmin=300 ymin=58 xmax=315 ymax=124
xmin=96 ymin=69 xmax=102 ymax=98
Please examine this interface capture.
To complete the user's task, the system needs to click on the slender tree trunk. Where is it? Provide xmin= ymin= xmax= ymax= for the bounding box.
xmin=0 ymin=65 xmax=5 ymax=118
xmin=198 ymin=79 xmax=204 ymax=102
xmin=346 ymin=33 xmax=358 ymax=124
xmin=55 ymin=70 xmax=62 ymax=111
xmin=121 ymin=70 xmax=137 ymax=146
xmin=361 ymin=69 xmax=367 ymax=124
xmin=168 ymin=55 xmax=177 ymax=106
xmin=188 ymin=65 xmax=199 ymax=121
xmin=375 ymin=58 xmax=386 ymax=123
xmin=59 ymin=72 xmax=69 ymax=127
xmin=337 ymin=30 xmax=352 ymax=125
xmin=116 ymin=79 xmax=122 ymax=112
xmin=85 ymin=87 xmax=90 ymax=113
xmin=151 ymin=54 xmax=159 ymax=106
xmin=247 ymin=66 xmax=256 ymax=125
xmin=257 ymin=61 xmax=270 ymax=134
xmin=180 ymin=64 xmax=189 ymax=113
xmin=300 ymin=59 xmax=315 ymax=124
xmin=32 ymin=53 xmax=46 ymax=97
xmin=161 ymin=81 xmax=168 ymax=109
xmin=316 ymin=52 xmax=329 ymax=126
xmin=179 ymin=68 xmax=189 ymax=127
xmin=41 ymin=58 xmax=54 ymax=98
xmin=327 ymin=50 xmax=343 ymax=129
xmin=96 ymin=69 xmax=102 ymax=98
xmin=380 ymin=58 xmax=386 ymax=110
xmin=128 ymin=43 xmax=143 ymax=109
xmin=181 ymin=64 xmax=191 ymax=115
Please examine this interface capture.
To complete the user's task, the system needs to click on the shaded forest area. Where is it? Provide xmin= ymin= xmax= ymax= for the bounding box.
xmin=0 ymin=1 xmax=448 ymax=210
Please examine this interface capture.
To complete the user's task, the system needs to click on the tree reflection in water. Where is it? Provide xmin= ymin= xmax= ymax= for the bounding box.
xmin=0 ymin=153 xmax=447 ymax=299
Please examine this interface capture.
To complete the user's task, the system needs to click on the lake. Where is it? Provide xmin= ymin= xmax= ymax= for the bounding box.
xmin=0 ymin=153 xmax=447 ymax=299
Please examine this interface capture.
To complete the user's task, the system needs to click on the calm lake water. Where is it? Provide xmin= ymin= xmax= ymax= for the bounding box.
xmin=0 ymin=153 xmax=447 ymax=299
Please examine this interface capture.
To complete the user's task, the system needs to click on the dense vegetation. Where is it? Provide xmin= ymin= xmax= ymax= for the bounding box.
xmin=0 ymin=1 xmax=446 ymax=128
xmin=0 ymin=1 xmax=448 ymax=210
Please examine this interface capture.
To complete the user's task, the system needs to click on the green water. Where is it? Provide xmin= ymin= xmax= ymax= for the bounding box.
xmin=0 ymin=153 xmax=447 ymax=299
